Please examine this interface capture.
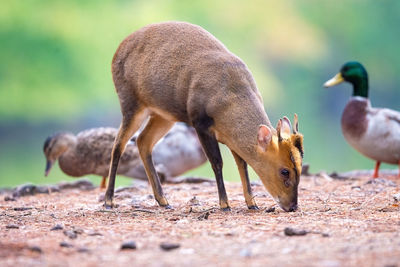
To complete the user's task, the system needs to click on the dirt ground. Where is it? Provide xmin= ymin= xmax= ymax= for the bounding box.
xmin=1 ymin=172 xmax=400 ymax=267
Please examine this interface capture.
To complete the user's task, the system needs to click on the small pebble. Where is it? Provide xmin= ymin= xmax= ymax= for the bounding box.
xmin=4 ymin=196 xmax=16 ymax=201
xmin=50 ymin=224 xmax=63 ymax=231
xmin=29 ymin=246 xmax=42 ymax=253
xmin=160 ymin=242 xmax=180 ymax=251
xmin=121 ymin=241 xmax=137 ymax=250
xmin=6 ymin=224 xmax=20 ymax=229
xmin=63 ymin=230 xmax=78 ymax=239
xmin=60 ymin=241 xmax=73 ymax=248
xmin=13 ymin=207 xmax=33 ymax=211
xmin=284 ymin=227 xmax=308 ymax=236
xmin=77 ymin=247 xmax=90 ymax=253
xmin=87 ymin=230 xmax=102 ymax=236
xmin=73 ymin=228 xmax=84 ymax=235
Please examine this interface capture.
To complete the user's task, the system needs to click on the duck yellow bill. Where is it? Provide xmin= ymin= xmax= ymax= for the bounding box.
xmin=324 ymin=73 xmax=344 ymax=87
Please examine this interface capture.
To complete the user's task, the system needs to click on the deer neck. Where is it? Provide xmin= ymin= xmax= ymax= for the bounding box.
xmin=215 ymin=98 xmax=271 ymax=166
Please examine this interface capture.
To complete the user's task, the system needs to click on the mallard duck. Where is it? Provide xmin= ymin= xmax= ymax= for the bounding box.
xmin=43 ymin=123 xmax=207 ymax=188
xmin=324 ymin=61 xmax=400 ymax=178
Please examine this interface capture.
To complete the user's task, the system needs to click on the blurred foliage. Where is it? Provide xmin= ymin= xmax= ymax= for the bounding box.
xmin=0 ymin=0 xmax=399 ymax=187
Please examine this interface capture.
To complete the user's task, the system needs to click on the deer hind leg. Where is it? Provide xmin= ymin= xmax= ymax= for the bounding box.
xmin=104 ymin=103 xmax=148 ymax=208
xmin=231 ymin=150 xmax=258 ymax=210
xmin=136 ymin=114 xmax=174 ymax=207
xmin=192 ymin=114 xmax=230 ymax=211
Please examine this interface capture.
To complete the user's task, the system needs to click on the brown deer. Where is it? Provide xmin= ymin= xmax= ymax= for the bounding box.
xmin=105 ymin=21 xmax=304 ymax=212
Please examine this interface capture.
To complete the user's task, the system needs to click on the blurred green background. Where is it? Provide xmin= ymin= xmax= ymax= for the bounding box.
xmin=1 ymin=0 xmax=399 ymax=187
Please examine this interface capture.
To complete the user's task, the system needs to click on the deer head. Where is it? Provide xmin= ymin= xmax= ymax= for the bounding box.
xmin=256 ymin=114 xmax=304 ymax=212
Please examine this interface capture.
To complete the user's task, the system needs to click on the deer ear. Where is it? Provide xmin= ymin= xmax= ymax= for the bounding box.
xmin=258 ymin=125 xmax=272 ymax=151
xmin=281 ymin=117 xmax=291 ymax=136
xmin=295 ymin=136 xmax=304 ymax=158
xmin=291 ymin=134 xmax=304 ymax=158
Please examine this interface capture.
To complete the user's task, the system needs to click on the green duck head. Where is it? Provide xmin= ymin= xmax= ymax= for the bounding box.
xmin=324 ymin=61 xmax=369 ymax=98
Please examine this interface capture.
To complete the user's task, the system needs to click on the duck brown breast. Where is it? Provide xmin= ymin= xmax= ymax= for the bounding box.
xmin=341 ymin=99 xmax=369 ymax=139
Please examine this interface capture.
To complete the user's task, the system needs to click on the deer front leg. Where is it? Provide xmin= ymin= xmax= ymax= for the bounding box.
xmin=193 ymin=115 xmax=230 ymax=211
xmin=231 ymin=150 xmax=258 ymax=210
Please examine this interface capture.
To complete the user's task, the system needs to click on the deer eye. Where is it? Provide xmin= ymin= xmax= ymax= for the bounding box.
xmin=280 ymin=168 xmax=291 ymax=187
xmin=280 ymin=168 xmax=290 ymax=178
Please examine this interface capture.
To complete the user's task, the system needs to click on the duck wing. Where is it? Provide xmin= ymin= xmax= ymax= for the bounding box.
xmin=75 ymin=128 xmax=119 ymax=175
xmin=370 ymin=107 xmax=400 ymax=158
xmin=367 ymin=106 xmax=400 ymax=133
xmin=379 ymin=108 xmax=400 ymax=126
xmin=352 ymin=106 xmax=400 ymax=164
xmin=386 ymin=110 xmax=400 ymax=124
xmin=76 ymin=127 xmax=141 ymax=177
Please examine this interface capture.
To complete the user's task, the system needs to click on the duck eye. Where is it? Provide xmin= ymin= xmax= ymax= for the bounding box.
xmin=280 ymin=169 xmax=290 ymax=178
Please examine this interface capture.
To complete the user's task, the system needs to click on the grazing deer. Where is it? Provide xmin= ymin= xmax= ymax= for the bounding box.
xmin=105 ymin=21 xmax=304 ymax=212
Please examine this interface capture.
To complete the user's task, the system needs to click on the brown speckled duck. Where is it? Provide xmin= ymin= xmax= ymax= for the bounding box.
xmin=324 ymin=61 xmax=400 ymax=178
xmin=43 ymin=123 xmax=207 ymax=188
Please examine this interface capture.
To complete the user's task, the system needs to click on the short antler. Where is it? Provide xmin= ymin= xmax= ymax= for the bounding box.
xmin=293 ymin=113 xmax=299 ymax=134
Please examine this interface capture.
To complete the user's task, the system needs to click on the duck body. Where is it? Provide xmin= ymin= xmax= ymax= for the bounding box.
xmin=44 ymin=123 xmax=207 ymax=186
xmin=57 ymin=127 xmax=140 ymax=178
xmin=341 ymin=96 xmax=400 ymax=165
xmin=324 ymin=61 xmax=400 ymax=177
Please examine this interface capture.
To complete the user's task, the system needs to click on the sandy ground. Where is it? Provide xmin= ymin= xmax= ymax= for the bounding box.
xmin=0 ymin=172 xmax=400 ymax=267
